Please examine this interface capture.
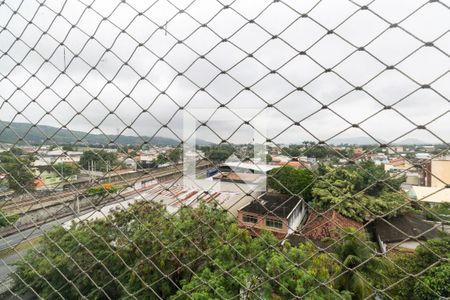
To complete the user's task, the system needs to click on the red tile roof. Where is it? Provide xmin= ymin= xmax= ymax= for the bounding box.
xmin=299 ymin=210 xmax=363 ymax=240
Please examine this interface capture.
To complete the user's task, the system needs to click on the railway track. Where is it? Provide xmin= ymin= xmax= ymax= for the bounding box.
xmin=1 ymin=161 xmax=212 ymax=213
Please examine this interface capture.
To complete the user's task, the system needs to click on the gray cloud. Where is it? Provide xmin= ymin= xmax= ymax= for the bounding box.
xmin=1 ymin=0 xmax=449 ymax=145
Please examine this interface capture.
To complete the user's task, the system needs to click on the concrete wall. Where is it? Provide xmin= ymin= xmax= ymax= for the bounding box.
xmin=13 ymin=194 xmax=116 ymax=228
xmin=431 ymin=159 xmax=450 ymax=188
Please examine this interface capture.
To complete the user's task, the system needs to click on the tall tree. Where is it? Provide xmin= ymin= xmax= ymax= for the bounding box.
xmin=0 ymin=149 xmax=35 ymax=193
xmin=267 ymin=166 xmax=315 ymax=201
xmin=53 ymin=163 xmax=80 ymax=177
xmin=311 ymin=165 xmax=411 ymax=222
xmin=79 ymin=150 xmax=118 ymax=172
xmin=311 ymin=166 xmax=366 ymax=222
xmin=332 ymin=228 xmax=388 ymax=300
xmin=351 ymin=160 xmax=403 ymax=196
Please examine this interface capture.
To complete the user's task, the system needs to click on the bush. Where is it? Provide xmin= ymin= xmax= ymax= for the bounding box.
xmin=86 ymin=183 xmax=119 ymax=196
xmin=0 ymin=209 xmax=19 ymax=228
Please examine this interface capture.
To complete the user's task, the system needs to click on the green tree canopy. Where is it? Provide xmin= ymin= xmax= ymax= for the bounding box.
xmin=384 ymin=236 xmax=450 ymax=300
xmin=155 ymin=147 xmax=183 ymax=165
xmin=332 ymin=228 xmax=389 ymax=300
xmin=0 ymin=209 xmax=19 ymax=228
xmin=79 ymin=150 xmax=118 ymax=172
xmin=424 ymin=202 xmax=450 ymax=222
xmin=350 ymin=160 xmax=404 ymax=196
xmin=52 ymin=163 xmax=80 ymax=177
xmin=14 ymin=203 xmax=341 ymax=299
xmin=62 ymin=145 xmax=75 ymax=151
xmin=206 ymin=146 xmax=234 ymax=162
xmin=0 ymin=148 xmax=35 ymax=193
xmin=311 ymin=165 xmax=411 ymax=222
xmin=281 ymin=146 xmax=301 ymax=158
xmin=267 ymin=166 xmax=315 ymax=201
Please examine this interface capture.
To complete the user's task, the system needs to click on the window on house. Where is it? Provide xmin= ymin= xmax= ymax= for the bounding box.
xmin=265 ymin=218 xmax=283 ymax=229
xmin=243 ymin=214 xmax=257 ymax=224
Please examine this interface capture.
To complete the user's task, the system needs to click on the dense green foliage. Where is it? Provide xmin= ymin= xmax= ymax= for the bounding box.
xmin=425 ymin=203 xmax=450 ymax=222
xmin=12 ymin=202 xmax=449 ymax=299
xmin=204 ymin=145 xmax=235 ymax=162
xmin=280 ymin=143 xmax=352 ymax=160
xmin=267 ymin=166 xmax=315 ymax=201
xmin=311 ymin=164 xmax=411 ymax=222
xmin=332 ymin=228 xmax=388 ymax=299
xmin=0 ymin=209 xmax=19 ymax=228
xmin=349 ymin=161 xmax=404 ymax=197
xmin=53 ymin=163 xmax=80 ymax=177
xmin=0 ymin=148 xmax=35 ymax=193
xmin=267 ymin=162 xmax=410 ymax=222
xmin=86 ymin=183 xmax=119 ymax=196
xmin=80 ymin=150 xmax=118 ymax=172
xmin=383 ymin=237 xmax=450 ymax=299
xmin=156 ymin=147 xmax=182 ymax=164
xmin=14 ymin=203 xmax=343 ymax=299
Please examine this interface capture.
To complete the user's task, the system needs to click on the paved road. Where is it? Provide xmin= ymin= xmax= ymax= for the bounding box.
xmin=0 ymin=215 xmax=74 ymax=252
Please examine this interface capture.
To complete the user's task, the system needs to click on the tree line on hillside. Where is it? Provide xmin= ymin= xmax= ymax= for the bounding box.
xmin=0 ymin=120 xmax=181 ymax=146
xmin=12 ymin=202 xmax=449 ymax=299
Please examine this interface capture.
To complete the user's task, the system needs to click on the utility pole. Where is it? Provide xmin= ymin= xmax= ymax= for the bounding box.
xmin=106 ymin=161 xmax=111 ymax=182
xmin=89 ymin=160 xmax=93 ymax=183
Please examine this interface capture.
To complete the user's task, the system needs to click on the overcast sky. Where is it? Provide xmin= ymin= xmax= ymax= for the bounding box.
xmin=1 ymin=0 xmax=450 ymax=145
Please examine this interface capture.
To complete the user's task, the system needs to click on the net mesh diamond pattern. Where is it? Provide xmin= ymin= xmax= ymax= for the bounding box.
xmin=0 ymin=0 xmax=449 ymax=299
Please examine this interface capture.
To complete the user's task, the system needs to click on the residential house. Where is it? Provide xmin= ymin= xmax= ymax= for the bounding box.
xmin=370 ymin=153 xmax=389 ymax=165
xmin=415 ymin=153 xmax=431 ymax=160
xmin=409 ymin=186 xmax=450 ymax=205
xmin=353 ymin=147 xmax=364 ymax=158
xmin=374 ymin=213 xmax=440 ymax=253
xmin=270 ymin=156 xmax=313 ymax=169
xmin=420 ymin=156 xmax=450 ymax=187
xmin=31 ymin=149 xmax=82 ymax=188
xmin=287 ymin=210 xmax=363 ymax=248
xmin=387 ymin=146 xmax=404 ymax=155
xmin=237 ymin=193 xmax=305 ymax=240
xmin=384 ymin=157 xmax=413 ymax=174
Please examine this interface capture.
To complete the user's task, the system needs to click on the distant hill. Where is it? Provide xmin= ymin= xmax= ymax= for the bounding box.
xmin=393 ymin=138 xmax=429 ymax=145
xmin=330 ymin=136 xmax=429 ymax=146
xmin=329 ymin=136 xmax=382 ymax=145
xmin=0 ymin=120 xmax=212 ymax=146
